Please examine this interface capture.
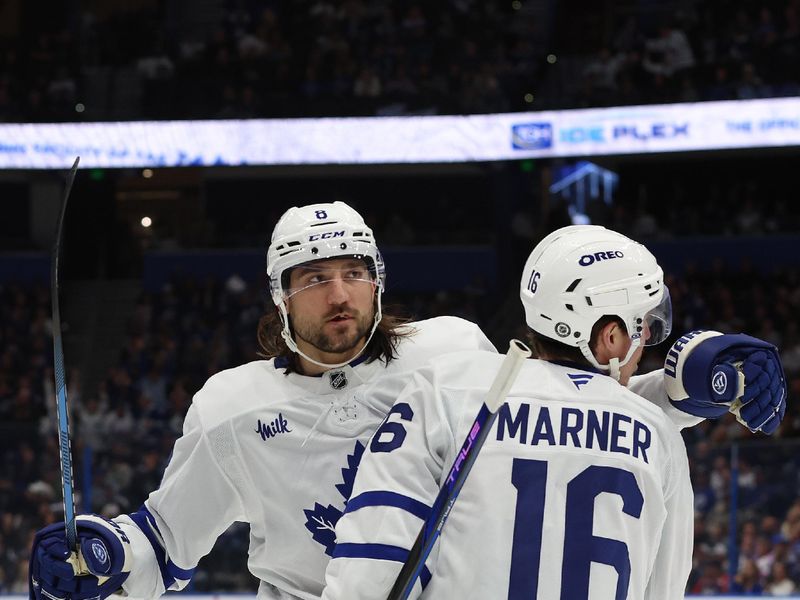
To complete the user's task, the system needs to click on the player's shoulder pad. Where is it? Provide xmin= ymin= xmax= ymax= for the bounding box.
xmin=191 ymin=360 xmax=285 ymax=427
xmin=399 ymin=316 xmax=496 ymax=359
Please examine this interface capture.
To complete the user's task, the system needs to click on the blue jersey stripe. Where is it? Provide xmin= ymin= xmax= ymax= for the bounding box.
xmin=168 ymin=561 xmax=195 ymax=581
xmin=332 ymin=543 xmax=432 ymax=590
xmin=333 ymin=542 xmax=409 ymax=562
xmin=345 ymin=491 xmax=431 ymax=521
xmin=129 ymin=505 xmax=196 ymax=590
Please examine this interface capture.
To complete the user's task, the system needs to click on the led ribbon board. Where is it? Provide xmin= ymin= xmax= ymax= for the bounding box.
xmin=0 ymin=97 xmax=798 ymax=168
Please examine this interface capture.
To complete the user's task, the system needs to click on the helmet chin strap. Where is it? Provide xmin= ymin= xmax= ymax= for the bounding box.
xmin=278 ymin=293 xmax=383 ymax=371
xmin=579 ymin=336 xmax=641 ymax=383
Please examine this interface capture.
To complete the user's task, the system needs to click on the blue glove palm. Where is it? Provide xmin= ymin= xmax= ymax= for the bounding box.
xmin=665 ymin=330 xmax=787 ymax=434
xmin=30 ymin=516 xmax=132 ymax=600
xmin=727 ymin=347 xmax=786 ymax=434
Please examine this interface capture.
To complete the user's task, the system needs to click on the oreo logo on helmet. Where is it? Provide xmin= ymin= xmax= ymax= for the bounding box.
xmin=579 ymin=250 xmax=624 ymax=266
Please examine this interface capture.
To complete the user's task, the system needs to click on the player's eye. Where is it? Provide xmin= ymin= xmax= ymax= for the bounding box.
xmin=298 ymin=270 xmax=327 ymax=285
xmin=346 ymin=268 xmax=368 ymax=279
xmin=313 ymin=271 xmax=336 ymax=284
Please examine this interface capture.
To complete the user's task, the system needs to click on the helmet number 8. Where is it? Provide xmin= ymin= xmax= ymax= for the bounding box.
xmin=315 ymin=210 xmax=328 ymax=219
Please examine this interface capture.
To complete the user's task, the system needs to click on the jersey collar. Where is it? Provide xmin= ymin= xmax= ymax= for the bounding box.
xmin=275 ymin=354 xmax=381 ymax=395
xmin=546 ymin=359 xmax=605 ymax=375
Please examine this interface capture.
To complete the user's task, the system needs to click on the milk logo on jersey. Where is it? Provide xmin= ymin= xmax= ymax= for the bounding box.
xmin=712 ymin=370 xmax=728 ymax=395
xmin=329 ymin=370 xmax=348 ymax=390
xmin=303 ymin=441 xmax=365 ymax=556
xmin=255 ymin=413 xmax=292 ymax=441
xmin=568 ymin=373 xmax=594 ymax=389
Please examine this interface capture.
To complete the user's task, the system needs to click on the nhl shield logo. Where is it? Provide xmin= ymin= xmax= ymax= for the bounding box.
xmin=329 ymin=370 xmax=348 ymax=390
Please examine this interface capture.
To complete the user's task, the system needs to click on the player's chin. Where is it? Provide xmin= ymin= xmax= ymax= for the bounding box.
xmin=322 ymin=329 xmax=364 ymax=352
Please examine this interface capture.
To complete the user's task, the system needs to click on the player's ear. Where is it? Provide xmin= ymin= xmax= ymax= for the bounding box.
xmin=593 ymin=320 xmax=626 ymax=363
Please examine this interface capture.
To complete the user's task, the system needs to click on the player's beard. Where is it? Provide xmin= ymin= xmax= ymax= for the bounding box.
xmin=291 ymin=306 xmax=374 ymax=354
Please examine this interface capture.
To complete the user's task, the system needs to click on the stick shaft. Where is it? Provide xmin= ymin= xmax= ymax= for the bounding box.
xmin=52 ymin=156 xmax=80 ymax=550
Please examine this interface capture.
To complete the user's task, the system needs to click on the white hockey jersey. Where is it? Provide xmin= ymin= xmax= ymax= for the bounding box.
xmin=323 ymin=351 xmax=694 ymax=600
xmin=114 ymin=317 xmax=495 ymax=600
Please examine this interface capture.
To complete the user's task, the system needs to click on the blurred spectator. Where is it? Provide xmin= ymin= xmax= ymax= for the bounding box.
xmin=732 ymin=558 xmax=765 ymax=594
xmin=767 ymin=560 xmax=798 ymax=595
xmin=1 ymin=0 xmax=797 ymax=121
xmin=642 ymin=22 xmax=696 ymax=80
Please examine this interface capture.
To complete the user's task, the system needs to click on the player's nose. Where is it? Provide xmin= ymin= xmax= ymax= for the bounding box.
xmin=326 ymin=276 xmax=349 ymax=304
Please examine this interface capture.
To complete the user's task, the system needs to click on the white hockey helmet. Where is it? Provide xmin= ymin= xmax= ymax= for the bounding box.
xmin=266 ymin=201 xmax=385 ymax=369
xmin=520 ymin=225 xmax=671 ymax=379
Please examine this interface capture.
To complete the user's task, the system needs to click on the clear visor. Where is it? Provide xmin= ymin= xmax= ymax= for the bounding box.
xmin=284 ymin=258 xmax=376 ymax=299
xmin=640 ymin=285 xmax=672 ymax=346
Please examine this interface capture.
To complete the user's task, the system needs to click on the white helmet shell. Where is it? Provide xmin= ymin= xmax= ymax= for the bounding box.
xmin=267 ymin=201 xmax=385 ymax=306
xmin=520 ymin=225 xmax=671 ymax=368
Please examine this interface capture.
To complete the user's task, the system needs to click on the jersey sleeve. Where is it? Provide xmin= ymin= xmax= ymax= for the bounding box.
xmin=322 ymin=367 xmax=452 ymax=600
xmin=644 ymin=422 xmax=694 ymax=600
xmin=628 ymin=369 xmax=703 ymax=430
xmin=113 ymin=402 xmax=249 ymax=599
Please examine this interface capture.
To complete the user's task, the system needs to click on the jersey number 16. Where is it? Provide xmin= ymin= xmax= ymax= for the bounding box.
xmin=509 ymin=459 xmax=643 ymax=600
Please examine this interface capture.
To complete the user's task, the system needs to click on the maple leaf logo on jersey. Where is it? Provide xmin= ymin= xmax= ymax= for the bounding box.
xmin=303 ymin=440 xmax=365 ymax=556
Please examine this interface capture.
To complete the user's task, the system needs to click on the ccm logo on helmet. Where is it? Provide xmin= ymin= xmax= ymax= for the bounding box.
xmin=579 ymin=251 xmax=624 ymax=266
xmin=309 ymin=231 xmax=345 ymax=241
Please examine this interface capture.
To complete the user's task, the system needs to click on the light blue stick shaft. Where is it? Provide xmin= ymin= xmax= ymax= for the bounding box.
xmin=51 ymin=156 xmax=80 ymax=550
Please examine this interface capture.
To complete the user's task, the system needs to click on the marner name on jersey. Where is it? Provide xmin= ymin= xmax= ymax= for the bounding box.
xmin=495 ymin=403 xmax=652 ymax=464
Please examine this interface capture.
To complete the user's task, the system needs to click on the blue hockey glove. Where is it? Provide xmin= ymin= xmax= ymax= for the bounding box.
xmin=30 ymin=515 xmax=133 ymax=600
xmin=664 ymin=330 xmax=787 ymax=434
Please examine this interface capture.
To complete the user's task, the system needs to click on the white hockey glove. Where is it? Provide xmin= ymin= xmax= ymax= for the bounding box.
xmin=664 ymin=330 xmax=787 ymax=434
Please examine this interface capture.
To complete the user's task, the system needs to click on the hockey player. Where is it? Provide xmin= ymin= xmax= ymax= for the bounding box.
xmin=29 ymin=209 xmax=785 ymax=600
xmin=322 ymin=225 xmax=787 ymax=599
xmin=29 ymin=201 xmax=495 ymax=600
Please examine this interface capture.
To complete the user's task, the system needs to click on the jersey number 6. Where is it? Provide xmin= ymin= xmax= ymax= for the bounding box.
xmin=509 ymin=459 xmax=643 ymax=600
xmin=370 ymin=403 xmax=413 ymax=453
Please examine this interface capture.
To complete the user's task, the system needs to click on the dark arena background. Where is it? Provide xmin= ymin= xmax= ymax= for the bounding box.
xmin=2 ymin=0 xmax=800 ymax=597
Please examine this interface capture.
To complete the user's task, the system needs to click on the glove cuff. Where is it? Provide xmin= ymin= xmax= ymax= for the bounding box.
xmin=664 ymin=330 xmax=723 ymax=401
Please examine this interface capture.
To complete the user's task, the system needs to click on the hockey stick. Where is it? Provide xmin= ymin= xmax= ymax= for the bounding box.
xmin=51 ymin=156 xmax=80 ymax=556
xmin=386 ymin=339 xmax=531 ymax=600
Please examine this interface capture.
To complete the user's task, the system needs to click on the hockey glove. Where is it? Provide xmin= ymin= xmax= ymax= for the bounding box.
xmin=664 ymin=330 xmax=787 ymax=434
xmin=30 ymin=515 xmax=133 ymax=600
